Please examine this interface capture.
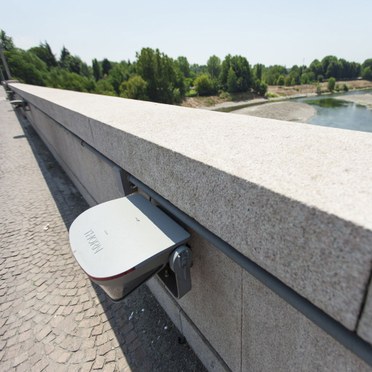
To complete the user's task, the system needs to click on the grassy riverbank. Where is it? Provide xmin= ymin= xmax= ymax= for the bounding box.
xmin=181 ymin=79 xmax=372 ymax=110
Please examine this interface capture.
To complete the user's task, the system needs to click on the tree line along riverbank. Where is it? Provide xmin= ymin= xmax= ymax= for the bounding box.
xmin=1 ymin=29 xmax=372 ymax=108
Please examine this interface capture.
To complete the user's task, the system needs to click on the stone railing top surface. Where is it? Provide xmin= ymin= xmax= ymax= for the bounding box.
xmin=10 ymin=83 xmax=372 ymax=230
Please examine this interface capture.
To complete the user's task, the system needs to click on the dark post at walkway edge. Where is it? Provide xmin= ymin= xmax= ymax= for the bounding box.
xmin=0 ymin=42 xmax=12 ymax=80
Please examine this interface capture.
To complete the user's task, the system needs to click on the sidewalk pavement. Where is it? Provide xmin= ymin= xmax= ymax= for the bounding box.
xmin=0 ymin=88 xmax=205 ymax=372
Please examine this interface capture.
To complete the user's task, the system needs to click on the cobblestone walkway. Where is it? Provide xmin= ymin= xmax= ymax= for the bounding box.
xmin=0 ymin=89 xmax=205 ymax=371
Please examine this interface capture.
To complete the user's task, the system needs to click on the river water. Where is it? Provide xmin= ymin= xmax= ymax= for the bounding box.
xmin=296 ymin=89 xmax=372 ymax=133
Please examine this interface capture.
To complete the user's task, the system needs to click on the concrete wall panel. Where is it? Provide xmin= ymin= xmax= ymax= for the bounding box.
xmin=28 ymin=106 xmax=124 ymax=205
xmin=178 ymin=233 xmax=243 ymax=372
xmin=242 ymin=270 xmax=370 ymax=371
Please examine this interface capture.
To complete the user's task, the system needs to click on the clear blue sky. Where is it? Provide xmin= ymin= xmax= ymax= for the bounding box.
xmin=2 ymin=0 xmax=371 ymax=67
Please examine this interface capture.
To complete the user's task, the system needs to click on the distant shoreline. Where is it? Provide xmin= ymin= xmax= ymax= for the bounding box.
xmin=182 ymin=81 xmax=372 ymax=123
xmin=182 ymin=80 xmax=372 ymax=114
xmin=335 ymin=94 xmax=372 ymax=110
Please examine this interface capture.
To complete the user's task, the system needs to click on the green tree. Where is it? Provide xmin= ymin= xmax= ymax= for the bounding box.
xmin=284 ymin=75 xmax=292 ymax=86
xmin=207 ymin=55 xmax=221 ymax=80
xmin=46 ymin=68 xmax=95 ymax=92
xmin=362 ymin=59 xmax=372 ymax=80
xmin=327 ymin=77 xmax=336 ymax=92
xmin=253 ymin=63 xmax=264 ymax=81
xmin=194 ymin=74 xmax=216 ymax=96
xmin=253 ymin=79 xmax=267 ymax=96
xmin=220 ymin=55 xmax=231 ymax=87
xmin=326 ymin=60 xmax=341 ymax=79
xmin=29 ymin=42 xmax=57 ymax=68
xmin=102 ymin=58 xmax=112 ymax=76
xmin=0 ymin=30 xmax=15 ymax=51
xmin=80 ymin=62 xmax=92 ymax=78
xmin=276 ymin=75 xmax=285 ymax=86
xmin=362 ymin=59 xmax=372 ymax=70
xmin=120 ymin=75 xmax=148 ymax=100
xmin=95 ymin=79 xmax=116 ymax=96
xmin=173 ymin=62 xmax=187 ymax=98
xmin=362 ymin=66 xmax=372 ymax=80
xmin=136 ymin=48 xmax=184 ymax=104
xmin=220 ymin=55 xmax=252 ymax=93
xmin=6 ymin=49 xmax=48 ymax=85
xmin=176 ymin=56 xmax=190 ymax=78
xmin=287 ymin=65 xmax=302 ymax=85
xmin=189 ymin=63 xmax=207 ymax=79
xmin=321 ymin=56 xmax=339 ymax=78
xmin=59 ymin=47 xmax=84 ymax=74
xmin=59 ymin=46 xmax=70 ymax=67
xmin=300 ymin=72 xmax=313 ymax=84
xmin=67 ymin=55 xmax=83 ymax=74
xmin=262 ymin=64 xmax=287 ymax=85
xmin=309 ymin=59 xmax=322 ymax=80
xmin=92 ymin=58 xmax=101 ymax=81
xmin=349 ymin=62 xmax=361 ymax=78
xmin=227 ymin=67 xmax=238 ymax=93
xmin=108 ymin=63 xmax=131 ymax=95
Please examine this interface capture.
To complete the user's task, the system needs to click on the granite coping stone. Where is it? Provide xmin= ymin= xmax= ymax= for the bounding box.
xmin=9 ymin=83 xmax=372 ymax=332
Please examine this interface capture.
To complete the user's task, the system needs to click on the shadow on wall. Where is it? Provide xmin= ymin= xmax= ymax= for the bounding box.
xmin=13 ymin=108 xmax=205 ymax=372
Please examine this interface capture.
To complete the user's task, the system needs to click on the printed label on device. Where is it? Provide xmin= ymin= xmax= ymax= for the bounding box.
xmin=84 ymin=229 xmax=103 ymax=254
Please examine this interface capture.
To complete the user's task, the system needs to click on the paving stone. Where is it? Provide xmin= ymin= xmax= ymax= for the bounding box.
xmin=102 ymin=362 xmax=116 ymax=372
xmin=6 ymin=336 xmax=18 ymax=348
xmin=44 ymin=332 xmax=56 ymax=344
xmin=91 ymin=325 xmax=103 ymax=336
xmin=18 ymin=330 xmax=32 ymax=342
xmin=98 ymin=342 xmax=113 ymax=356
xmin=81 ymin=338 xmax=96 ymax=350
xmin=61 ymin=336 xmax=82 ymax=352
xmin=115 ymin=357 xmax=130 ymax=370
xmin=16 ymin=361 xmax=32 ymax=372
xmin=31 ymin=359 xmax=49 ymax=372
xmin=44 ymin=343 xmax=55 ymax=356
xmin=78 ymin=327 xmax=92 ymax=339
xmin=35 ymin=326 xmax=52 ymax=341
xmin=80 ymin=362 xmax=93 ymax=372
xmin=12 ymin=352 xmax=28 ymax=367
xmin=0 ymin=340 xmax=6 ymax=351
xmin=79 ymin=317 xmax=100 ymax=329
xmin=57 ymin=351 xmax=71 ymax=364
xmin=85 ymin=348 xmax=96 ymax=362
xmin=92 ymin=356 xmax=105 ymax=370
xmin=1 ymin=360 xmax=13 ymax=371
xmin=85 ymin=308 xmax=96 ymax=318
xmin=105 ymin=350 xmax=116 ymax=363
xmin=69 ymin=350 xmax=86 ymax=364
xmin=3 ymin=328 xmax=17 ymax=340
xmin=96 ymin=333 xmax=109 ymax=346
